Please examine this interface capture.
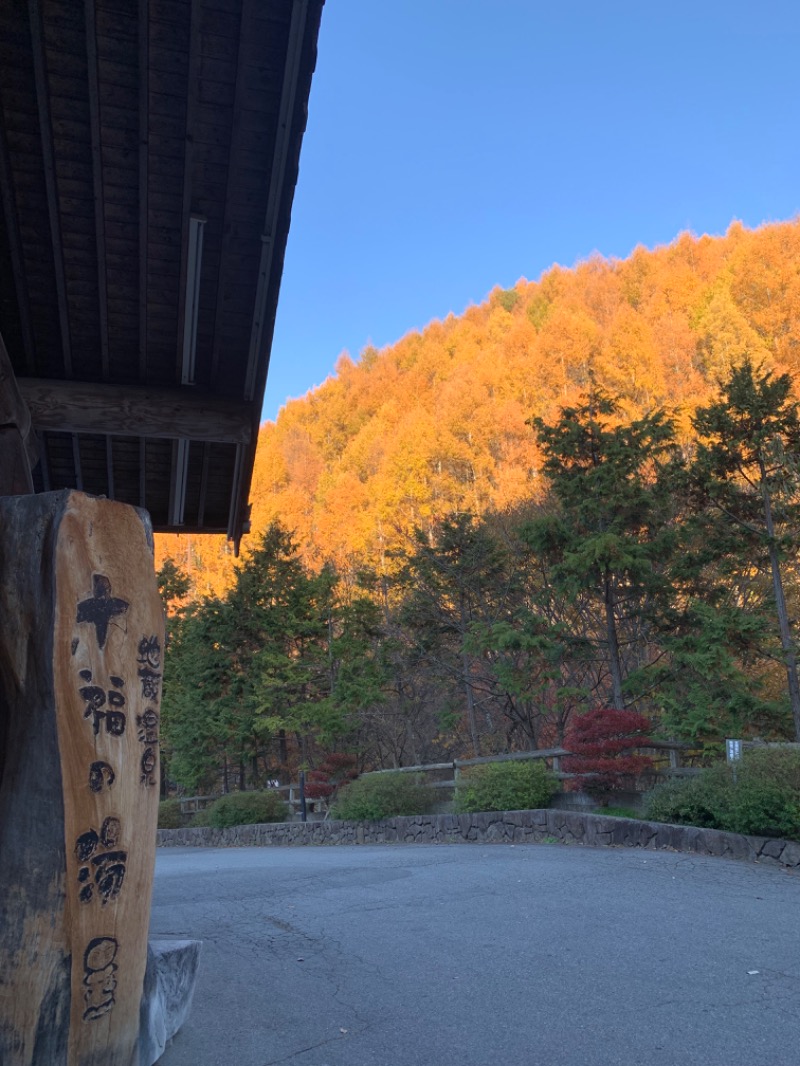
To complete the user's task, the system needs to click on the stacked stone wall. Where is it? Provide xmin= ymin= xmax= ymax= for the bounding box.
xmin=157 ymin=810 xmax=800 ymax=869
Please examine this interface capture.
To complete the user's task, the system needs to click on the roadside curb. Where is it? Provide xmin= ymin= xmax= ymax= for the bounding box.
xmin=157 ymin=809 xmax=800 ymax=869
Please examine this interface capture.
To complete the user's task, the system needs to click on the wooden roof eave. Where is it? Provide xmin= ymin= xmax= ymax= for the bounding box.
xmin=228 ymin=0 xmax=323 ymax=550
xmin=0 ymin=0 xmax=325 ymax=541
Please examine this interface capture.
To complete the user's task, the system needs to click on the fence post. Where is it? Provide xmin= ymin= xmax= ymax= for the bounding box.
xmin=299 ymin=771 xmax=307 ymax=823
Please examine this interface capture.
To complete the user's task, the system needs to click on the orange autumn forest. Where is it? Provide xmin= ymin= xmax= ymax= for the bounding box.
xmin=158 ymin=219 xmax=800 ymax=792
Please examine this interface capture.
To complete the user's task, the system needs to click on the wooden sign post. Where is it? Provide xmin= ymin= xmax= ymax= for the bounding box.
xmin=0 ymin=490 xmax=164 ymax=1066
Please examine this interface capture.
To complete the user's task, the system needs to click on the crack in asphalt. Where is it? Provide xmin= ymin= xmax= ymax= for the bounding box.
xmin=258 ymin=1024 xmax=371 ymax=1066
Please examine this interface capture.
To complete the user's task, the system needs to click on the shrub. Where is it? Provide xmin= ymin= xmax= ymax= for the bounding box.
xmin=643 ymin=775 xmax=720 ymax=828
xmin=454 ymin=760 xmax=555 ymax=813
xmin=742 ymin=746 xmax=800 ymax=791
xmin=331 ymin=772 xmax=435 ymax=821
xmin=189 ymin=807 xmax=212 ymax=827
xmin=208 ymin=789 xmax=289 ymax=828
xmin=644 ymin=747 xmax=800 ymax=840
xmin=158 ymin=798 xmax=184 ymax=829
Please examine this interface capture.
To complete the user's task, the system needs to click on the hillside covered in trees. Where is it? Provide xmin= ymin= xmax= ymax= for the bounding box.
xmin=160 ymin=219 xmax=800 ymax=587
xmin=157 ymin=219 xmax=800 ymax=793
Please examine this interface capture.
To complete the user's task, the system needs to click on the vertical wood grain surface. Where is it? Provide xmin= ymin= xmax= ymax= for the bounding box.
xmin=0 ymin=490 xmax=163 ymax=1066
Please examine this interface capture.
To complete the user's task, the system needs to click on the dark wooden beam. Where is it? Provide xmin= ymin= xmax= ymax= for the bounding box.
xmin=197 ymin=441 xmax=210 ymax=528
xmin=243 ymin=0 xmax=309 ymax=402
xmin=39 ymin=435 xmax=51 ymax=492
xmin=105 ymin=436 xmax=114 ymax=498
xmin=138 ymin=0 xmax=148 ymax=381
xmin=210 ymin=0 xmax=248 ymax=384
xmin=0 ymin=329 xmax=38 ymax=480
xmin=17 ymin=378 xmax=253 ymax=444
xmin=139 ymin=438 xmax=146 ymax=509
xmin=175 ymin=1 xmax=201 ymax=383
xmin=71 ymin=434 xmax=83 ymax=491
xmin=0 ymin=331 xmax=33 ymax=444
xmin=0 ymin=428 xmax=35 ymax=495
xmin=28 ymin=0 xmax=73 ymax=377
xmin=84 ymin=0 xmax=110 ymax=380
xmin=227 ymin=442 xmax=250 ymax=552
xmin=0 ymin=124 xmax=36 ymax=375
xmin=229 ymin=0 xmax=309 ymax=544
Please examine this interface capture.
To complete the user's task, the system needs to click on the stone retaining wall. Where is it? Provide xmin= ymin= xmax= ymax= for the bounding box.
xmin=157 ymin=809 xmax=800 ymax=869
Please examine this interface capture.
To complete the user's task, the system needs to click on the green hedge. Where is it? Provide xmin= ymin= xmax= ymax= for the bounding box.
xmin=158 ymin=797 xmax=184 ymax=829
xmin=644 ymin=747 xmax=800 ymax=841
xmin=331 ymin=772 xmax=435 ymax=821
xmin=454 ymin=760 xmax=555 ymax=814
xmin=207 ymin=789 xmax=289 ymax=828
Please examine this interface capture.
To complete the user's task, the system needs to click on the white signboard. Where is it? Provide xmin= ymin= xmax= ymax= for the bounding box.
xmin=726 ymin=738 xmax=742 ymax=762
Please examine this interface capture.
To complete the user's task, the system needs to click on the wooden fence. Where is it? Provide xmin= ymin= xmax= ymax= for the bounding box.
xmin=177 ymin=740 xmax=702 ymax=819
xmin=359 ymin=739 xmax=698 ymax=792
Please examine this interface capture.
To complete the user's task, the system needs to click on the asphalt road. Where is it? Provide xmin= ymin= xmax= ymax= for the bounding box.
xmin=151 ymin=843 xmax=800 ymax=1066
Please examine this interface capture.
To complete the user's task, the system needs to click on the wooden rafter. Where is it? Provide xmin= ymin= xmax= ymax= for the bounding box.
xmin=197 ymin=441 xmax=210 ymax=529
xmin=105 ymin=435 xmax=114 ymax=498
xmin=229 ymin=0 xmax=310 ymax=544
xmin=39 ymin=434 xmax=51 ymax=491
xmin=0 ymin=124 xmax=36 ymax=374
xmin=139 ymin=437 xmax=146 ymax=510
xmin=243 ymin=0 xmax=310 ymax=403
xmin=0 ymin=330 xmax=36 ymax=493
xmin=210 ymin=0 xmax=249 ymax=384
xmin=227 ymin=443 xmax=249 ymax=550
xmin=138 ymin=0 xmax=148 ymax=381
xmin=17 ymin=378 xmax=253 ymax=444
xmin=28 ymin=0 xmax=72 ymax=377
xmin=0 ymin=329 xmax=37 ymax=468
xmin=84 ymin=0 xmax=110 ymax=380
xmin=71 ymin=434 xmax=83 ymax=491
xmin=175 ymin=0 xmax=202 ymax=384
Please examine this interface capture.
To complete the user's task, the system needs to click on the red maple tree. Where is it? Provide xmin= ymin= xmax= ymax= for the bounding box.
xmin=563 ymin=708 xmax=654 ymax=796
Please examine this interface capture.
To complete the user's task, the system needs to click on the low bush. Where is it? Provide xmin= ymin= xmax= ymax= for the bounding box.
xmin=644 ymin=747 xmax=800 ymax=840
xmin=331 ymin=772 xmax=435 ymax=821
xmin=189 ymin=807 xmax=212 ymax=827
xmin=643 ymin=775 xmax=720 ymax=829
xmin=207 ymin=789 xmax=289 ymax=828
xmin=158 ymin=798 xmax=184 ymax=829
xmin=454 ymin=760 xmax=555 ymax=813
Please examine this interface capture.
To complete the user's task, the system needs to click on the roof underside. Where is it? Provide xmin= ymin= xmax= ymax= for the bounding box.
xmin=0 ymin=0 xmax=323 ymax=544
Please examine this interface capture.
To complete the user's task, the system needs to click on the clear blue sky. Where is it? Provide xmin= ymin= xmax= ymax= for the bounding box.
xmin=263 ymin=1 xmax=800 ymax=423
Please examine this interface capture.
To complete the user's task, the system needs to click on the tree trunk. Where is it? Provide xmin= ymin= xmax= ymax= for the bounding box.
xmin=459 ymin=590 xmax=480 ymax=756
xmin=0 ymin=490 xmax=164 ymax=1065
xmin=461 ymin=646 xmax=481 ymax=757
xmin=604 ymin=571 xmax=625 ymax=710
xmin=759 ymin=462 xmax=800 ymax=739
xmin=278 ymin=729 xmax=289 ymax=781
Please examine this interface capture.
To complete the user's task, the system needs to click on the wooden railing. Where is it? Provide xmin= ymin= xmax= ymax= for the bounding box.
xmin=177 ymin=740 xmax=700 ymax=819
xmin=359 ymin=739 xmax=697 ymax=790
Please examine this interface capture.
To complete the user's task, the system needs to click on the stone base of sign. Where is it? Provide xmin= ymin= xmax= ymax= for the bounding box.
xmin=139 ymin=940 xmax=202 ymax=1066
xmin=0 ymin=490 xmax=165 ymax=1066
